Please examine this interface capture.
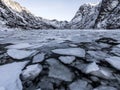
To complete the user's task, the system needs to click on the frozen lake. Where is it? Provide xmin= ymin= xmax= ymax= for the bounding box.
xmin=1 ymin=30 xmax=120 ymax=90
xmin=0 ymin=30 xmax=120 ymax=45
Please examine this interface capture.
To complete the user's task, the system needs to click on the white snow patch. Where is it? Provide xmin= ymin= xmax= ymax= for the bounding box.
xmin=21 ymin=64 xmax=42 ymax=80
xmin=0 ymin=61 xmax=28 ymax=90
xmin=89 ymin=3 xmax=99 ymax=6
xmin=69 ymin=44 xmax=78 ymax=47
xmin=46 ymin=58 xmax=74 ymax=81
xmin=0 ymin=87 xmax=5 ymax=90
xmin=94 ymin=86 xmax=117 ymax=90
xmin=6 ymin=43 xmax=34 ymax=49
xmin=85 ymin=62 xmax=100 ymax=74
xmin=59 ymin=56 xmax=75 ymax=64
xmin=52 ymin=48 xmax=85 ymax=58
xmin=32 ymin=53 xmax=45 ymax=63
xmin=69 ymin=79 xmax=88 ymax=90
xmin=111 ymin=0 xmax=119 ymax=9
xmin=36 ymin=88 xmax=42 ymax=90
xmin=105 ymin=56 xmax=120 ymax=70
xmin=7 ymin=49 xmax=36 ymax=60
xmin=100 ymin=69 xmax=111 ymax=77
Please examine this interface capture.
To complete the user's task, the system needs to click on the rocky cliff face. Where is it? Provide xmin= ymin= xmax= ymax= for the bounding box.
xmin=0 ymin=0 xmax=67 ymax=29
xmin=94 ymin=0 xmax=120 ymax=29
xmin=70 ymin=0 xmax=120 ymax=29
xmin=70 ymin=4 xmax=100 ymax=29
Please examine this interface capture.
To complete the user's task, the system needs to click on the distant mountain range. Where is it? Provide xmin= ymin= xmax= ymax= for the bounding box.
xmin=0 ymin=0 xmax=120 ymax=30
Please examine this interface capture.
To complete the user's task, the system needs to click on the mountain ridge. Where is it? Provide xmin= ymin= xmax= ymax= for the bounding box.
xmin=0 ymin=0 xmax=120 ymax=30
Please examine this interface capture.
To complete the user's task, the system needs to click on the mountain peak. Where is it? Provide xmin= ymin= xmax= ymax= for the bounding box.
xmin=1 ymin=0 xmax=29 ymax=13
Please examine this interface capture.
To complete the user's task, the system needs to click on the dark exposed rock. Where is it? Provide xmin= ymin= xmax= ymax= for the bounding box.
xmin=0 ymin=53 xmax=13 ymax=65
xmin=95 ymin=37 xmax=119 ymax=45
xmin=111 ymin=45 xmax=120 ymax=56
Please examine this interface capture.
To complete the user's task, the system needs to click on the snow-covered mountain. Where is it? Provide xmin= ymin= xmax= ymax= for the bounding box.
xmin=0 ymin=0 xmax=67 ymax=29
xmin=70 ymin=0 xmax=120 ymax=29
xmin=0 ymin=0 xmax=119 ymax=30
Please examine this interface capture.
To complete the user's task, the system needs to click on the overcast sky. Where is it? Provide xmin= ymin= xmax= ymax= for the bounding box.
xmin=15 ymin=0 xmax=101 ymax=21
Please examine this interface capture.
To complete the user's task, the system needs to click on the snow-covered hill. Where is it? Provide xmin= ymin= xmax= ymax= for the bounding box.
xmin=0 ymin=0 xmax=67 ymax=30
